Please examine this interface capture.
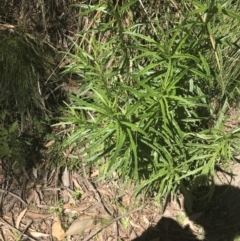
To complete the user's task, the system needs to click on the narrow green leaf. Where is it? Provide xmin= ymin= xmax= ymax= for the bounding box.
xmin=111 ymin=124 xmax=126 ymax=163
xmin=126 ymin=128 xmax=138 ymax=180
xmin=124 ymin=31 xmax=157 ymax=43
xmin=8 ymin=121 xmax=18 ymax=134
xmin=222 ymin=8 xmax=240 ymax=20
xmin=188 ymin=6 xmax=208 ymax=15
xmin=0 ymin=143 xmax=11 ymax=158
xmin=119 ymin=0 xmax=138 ymax=13
xmin=185 ymin=0 xmax=207 ymax=9
xmin=215 ymin=98 xmax=228 ymax=128
xmin=180 ymin=181 xmax=193 ymax=213
xmin=177 ymin=166 xmax=204 ymax=180
xmin=121 ymin=121 xmax=148 ymax=136
xmin=199 ymin=53 xmax=211 ymax=76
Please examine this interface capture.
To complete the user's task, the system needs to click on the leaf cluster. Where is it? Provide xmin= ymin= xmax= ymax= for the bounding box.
xmin=56 ymin=0 xmax=240 ymax=202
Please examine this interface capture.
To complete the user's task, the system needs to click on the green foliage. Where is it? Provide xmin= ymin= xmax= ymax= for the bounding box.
xmin=56 ymin=0 xmax=240 ymax=201
xmin=0 ymin=122 xmax=17 ymax=158
xmin=0 ymin=31 xmax=54 ymax=112
xmin=0 ymin=122 xmax=30 ymax=168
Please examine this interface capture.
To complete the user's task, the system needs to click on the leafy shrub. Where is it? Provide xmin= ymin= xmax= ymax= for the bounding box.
xmin=56 ymin=0 xmax=240 ymax=202
xmin=0 ymin=122 xmax=31 ymax=168
xmin=0 ymin=122 xmax=16 ymax=159
xmin=0 ymin=31 xmax=55 ymax=113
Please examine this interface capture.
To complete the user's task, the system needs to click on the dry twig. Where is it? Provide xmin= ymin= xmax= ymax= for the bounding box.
xmin=0 ymin=218 xmax=36 ymax=241
xmin=82 ymin=205 xmax=145 ymax=241
xmin=0 ymin=189 xmax=27 ymax=206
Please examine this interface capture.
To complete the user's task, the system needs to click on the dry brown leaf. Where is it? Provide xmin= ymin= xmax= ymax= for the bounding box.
xmin=36 ymin=185 xmax=44 ymax=199
xmin=64 ymin=209 xmax=78 ymax=215
xmin=29 ymin=231 xmax=50 ymax=238
xmin=63 ymin=203 xmax=91 ymax=212
xmin=90 ymin=170 xmax=99 ymax=177
xmin=142 ymin=215 xmax=150 ymax=227
xmin=16 ymin=208 xmax=27 ymax=229
xmin=32 ymin=189 xmax=41 ymax=205
xmin=32 ymin=168 xmax=38 ymax=179
xmin=66 ymin=218 xmax=95 ymax=236
xmin=2 ymin=229 xmax=14 ymax=240
xmin=26 ymin=189 xmax=35 ymax=203
xmin=61 ymin=189 xmax=70 ymax=203
xmin=97 ymin=188 xmax=112 ymax=197
xmin=25 ymin=211 xmax=52 ymax=219
xmin=81 ymin=191 xmax=94 ymax=200
xmin=62 ymin=167 xmax=70 ymax=187
xmin=121 ymin=195 xmax=130 ymax=207
xmin=178 ymin=194 xmax=185 ymax=211
xmin=72 ymin=176 xmax=81 ymax=189
xmin=52 ymin=216 xmax=66 ymax=241
xmin=3 ymin=215 xmax=12 ymax=222
xmin=44 ymin=140 xmax=55 ymax=147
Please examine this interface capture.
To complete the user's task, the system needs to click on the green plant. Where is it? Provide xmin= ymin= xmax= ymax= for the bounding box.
xmin=55 ymin=0 xmax=240 ymax=202
xmin=12 ymin=229 xmax=23 ymax=241
xmin=48 ymin=199 xmax=64 ymax=215
xmin=0 ymin=121 xmax=32 ymax=169
xmin=72 ymin=189 xmax=83 ymax=200
xmin=0 ymin=31 xmax=55 ymax=114
xmin=0 ymin=122 xmax=17 ymax=159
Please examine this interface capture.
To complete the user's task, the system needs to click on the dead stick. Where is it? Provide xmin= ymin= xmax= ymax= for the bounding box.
xmin=0 ymin=189 xmax=27 ymax=205
xmin=82 ymin=205 xmax=145 ymax=241
xmin=0 ymin=218 xmax=36 ymax=241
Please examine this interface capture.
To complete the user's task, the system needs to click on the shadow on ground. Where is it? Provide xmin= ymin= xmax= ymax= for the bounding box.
xmin=132 ymin=184 xmax=240 ymax=241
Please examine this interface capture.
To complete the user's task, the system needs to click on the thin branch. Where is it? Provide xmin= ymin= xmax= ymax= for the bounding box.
xmin=82 ymin=205 xmax=145 ymax=241
xmin=0 ymin=189 xmax=27 ymax=206
xmin=0 ymin=218 xmax=36 ymax=241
